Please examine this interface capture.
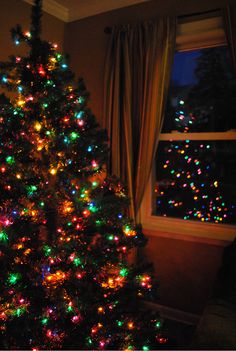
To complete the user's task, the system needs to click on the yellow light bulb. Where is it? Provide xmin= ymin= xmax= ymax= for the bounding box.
xmin=17 ymin=99 xmax=25 ymax=107
xmin=25 ymin=31 xmax=31 ymax=38
xmin=24 ymin=248 xmax=31 ymax=255
xmin=128 ymin=322 xmax=134 ymax=329
xmin=34 ymin=122 xmax=42 ymax=131
xmin=50 ymin=168 xmax=57 ymax=175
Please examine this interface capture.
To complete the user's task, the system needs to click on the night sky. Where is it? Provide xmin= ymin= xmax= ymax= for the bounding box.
xmin=172 ymin=50 xmax=201 ymax=86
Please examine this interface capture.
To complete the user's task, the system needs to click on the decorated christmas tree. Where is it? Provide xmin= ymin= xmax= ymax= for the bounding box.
xmin=0 ymin=1 xmax=168 ymax=349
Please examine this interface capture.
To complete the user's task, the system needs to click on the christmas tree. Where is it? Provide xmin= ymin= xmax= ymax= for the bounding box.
xmin=0 ymin=0 xmax=168 ymax=349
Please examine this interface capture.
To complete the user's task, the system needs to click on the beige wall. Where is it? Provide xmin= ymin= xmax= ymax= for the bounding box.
xmin=142 ymin=232 xmax=227 ymax=314
xmin=64 ymin=0 xmax=236 ymax=316
xmin=0 ymin=0 xmax=65 ymax=62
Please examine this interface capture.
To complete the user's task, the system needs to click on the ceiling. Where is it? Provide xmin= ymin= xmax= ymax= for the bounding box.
xmin=23 ymin=0 xmax=151 ymax=22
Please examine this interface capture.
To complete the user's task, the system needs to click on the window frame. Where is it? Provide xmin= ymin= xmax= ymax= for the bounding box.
xmin=140 ymin=15 xmax=236 ymax=242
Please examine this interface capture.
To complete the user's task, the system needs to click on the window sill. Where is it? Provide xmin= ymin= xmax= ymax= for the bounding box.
xmin=140 ymin=178 xmax=236 ymax=243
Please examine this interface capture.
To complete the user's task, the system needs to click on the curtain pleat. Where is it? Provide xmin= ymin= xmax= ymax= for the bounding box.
xmin=103 ymin=18 xmax=176 ymax=222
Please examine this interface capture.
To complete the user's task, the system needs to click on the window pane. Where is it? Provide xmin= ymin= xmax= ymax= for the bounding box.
xmin=162 ymin=46 xmax=236 ymax=133
xmin=155 ymin=140 xmax=236 ymax=224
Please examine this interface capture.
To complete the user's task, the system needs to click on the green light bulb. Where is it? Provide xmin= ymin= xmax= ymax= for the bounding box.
xmin=73 ymin=258 xmax=82 ymax=266
xmin=67 ymin=305 xmax=73 ymax=312
xmin=87 ymin=338 xmax=92 ymax=345
xmin=0 ymin=230 xmax=8 ymax=242
xmin=89 ymin=204 xmax=97 ymax=213
xmin=41 ymin=317 xmax=48 ymax=325
xmin=6 ymin=156 xmax=15 ymax=165
xmin=8 ymin=273 xmax=20 ymax=285
xmin=120 ymin=268 xmax=128 ymax=277
xmin=15 ymin=307 xmax=25 ymax=317
xmin=46 ymin=80 xmax=53 ymax=86
xmin=43 ymin=245 xmax=52 ymax=256
xmin=70 ymin=132 xmax=79 ymax=140
xmin=117 ymin=320 xmax=123 ymax=327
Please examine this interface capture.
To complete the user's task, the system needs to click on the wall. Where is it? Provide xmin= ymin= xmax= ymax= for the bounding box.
xmin=64 ymin=0 xmax=236 ymax=316
xmin=142 ymin=231 xmax=228 ymax=315
xmin=0 ymin=0 xmax=65 ymax=62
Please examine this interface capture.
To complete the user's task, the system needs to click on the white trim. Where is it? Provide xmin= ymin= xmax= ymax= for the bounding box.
xmin=159 ymin=131 xmax=236 ymax=141
xmin=143 ymin=228 xmax=230 ymax=246
xmin=144 ymin=301 xmax=200 ymax=325
xmin=22 ymin=0 xmax=151 ymax=23
xmin=23 ymin=0 xmax=69 ymax=22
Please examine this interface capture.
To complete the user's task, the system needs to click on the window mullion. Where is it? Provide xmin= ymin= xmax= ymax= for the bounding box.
xmin=159 ymin=131 xmax=236 ymax=141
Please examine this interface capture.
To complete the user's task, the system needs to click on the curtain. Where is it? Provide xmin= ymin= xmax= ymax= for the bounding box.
xmin=103 ymin=18 xmax=176 ymax=222
xmin=223 ymin=5 xmax=236 ymax=71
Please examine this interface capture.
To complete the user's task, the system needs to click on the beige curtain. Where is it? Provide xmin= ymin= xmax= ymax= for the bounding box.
xmin=223 ymin=5 xmax=236 ymax=71
xmin=103 ymin=18 xmax=176 ymax=222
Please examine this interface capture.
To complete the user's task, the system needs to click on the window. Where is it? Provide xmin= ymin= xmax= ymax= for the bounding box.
xmin=141 ymin=15 xmax=236 ymax=241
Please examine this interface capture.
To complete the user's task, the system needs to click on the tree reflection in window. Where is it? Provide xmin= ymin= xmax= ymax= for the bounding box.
xmin=155 ymin=46 xmax=236 ymax=224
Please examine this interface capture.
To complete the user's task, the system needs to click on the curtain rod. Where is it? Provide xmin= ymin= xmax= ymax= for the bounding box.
xmin=104 ymin=8 xmax=221 ymax=33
